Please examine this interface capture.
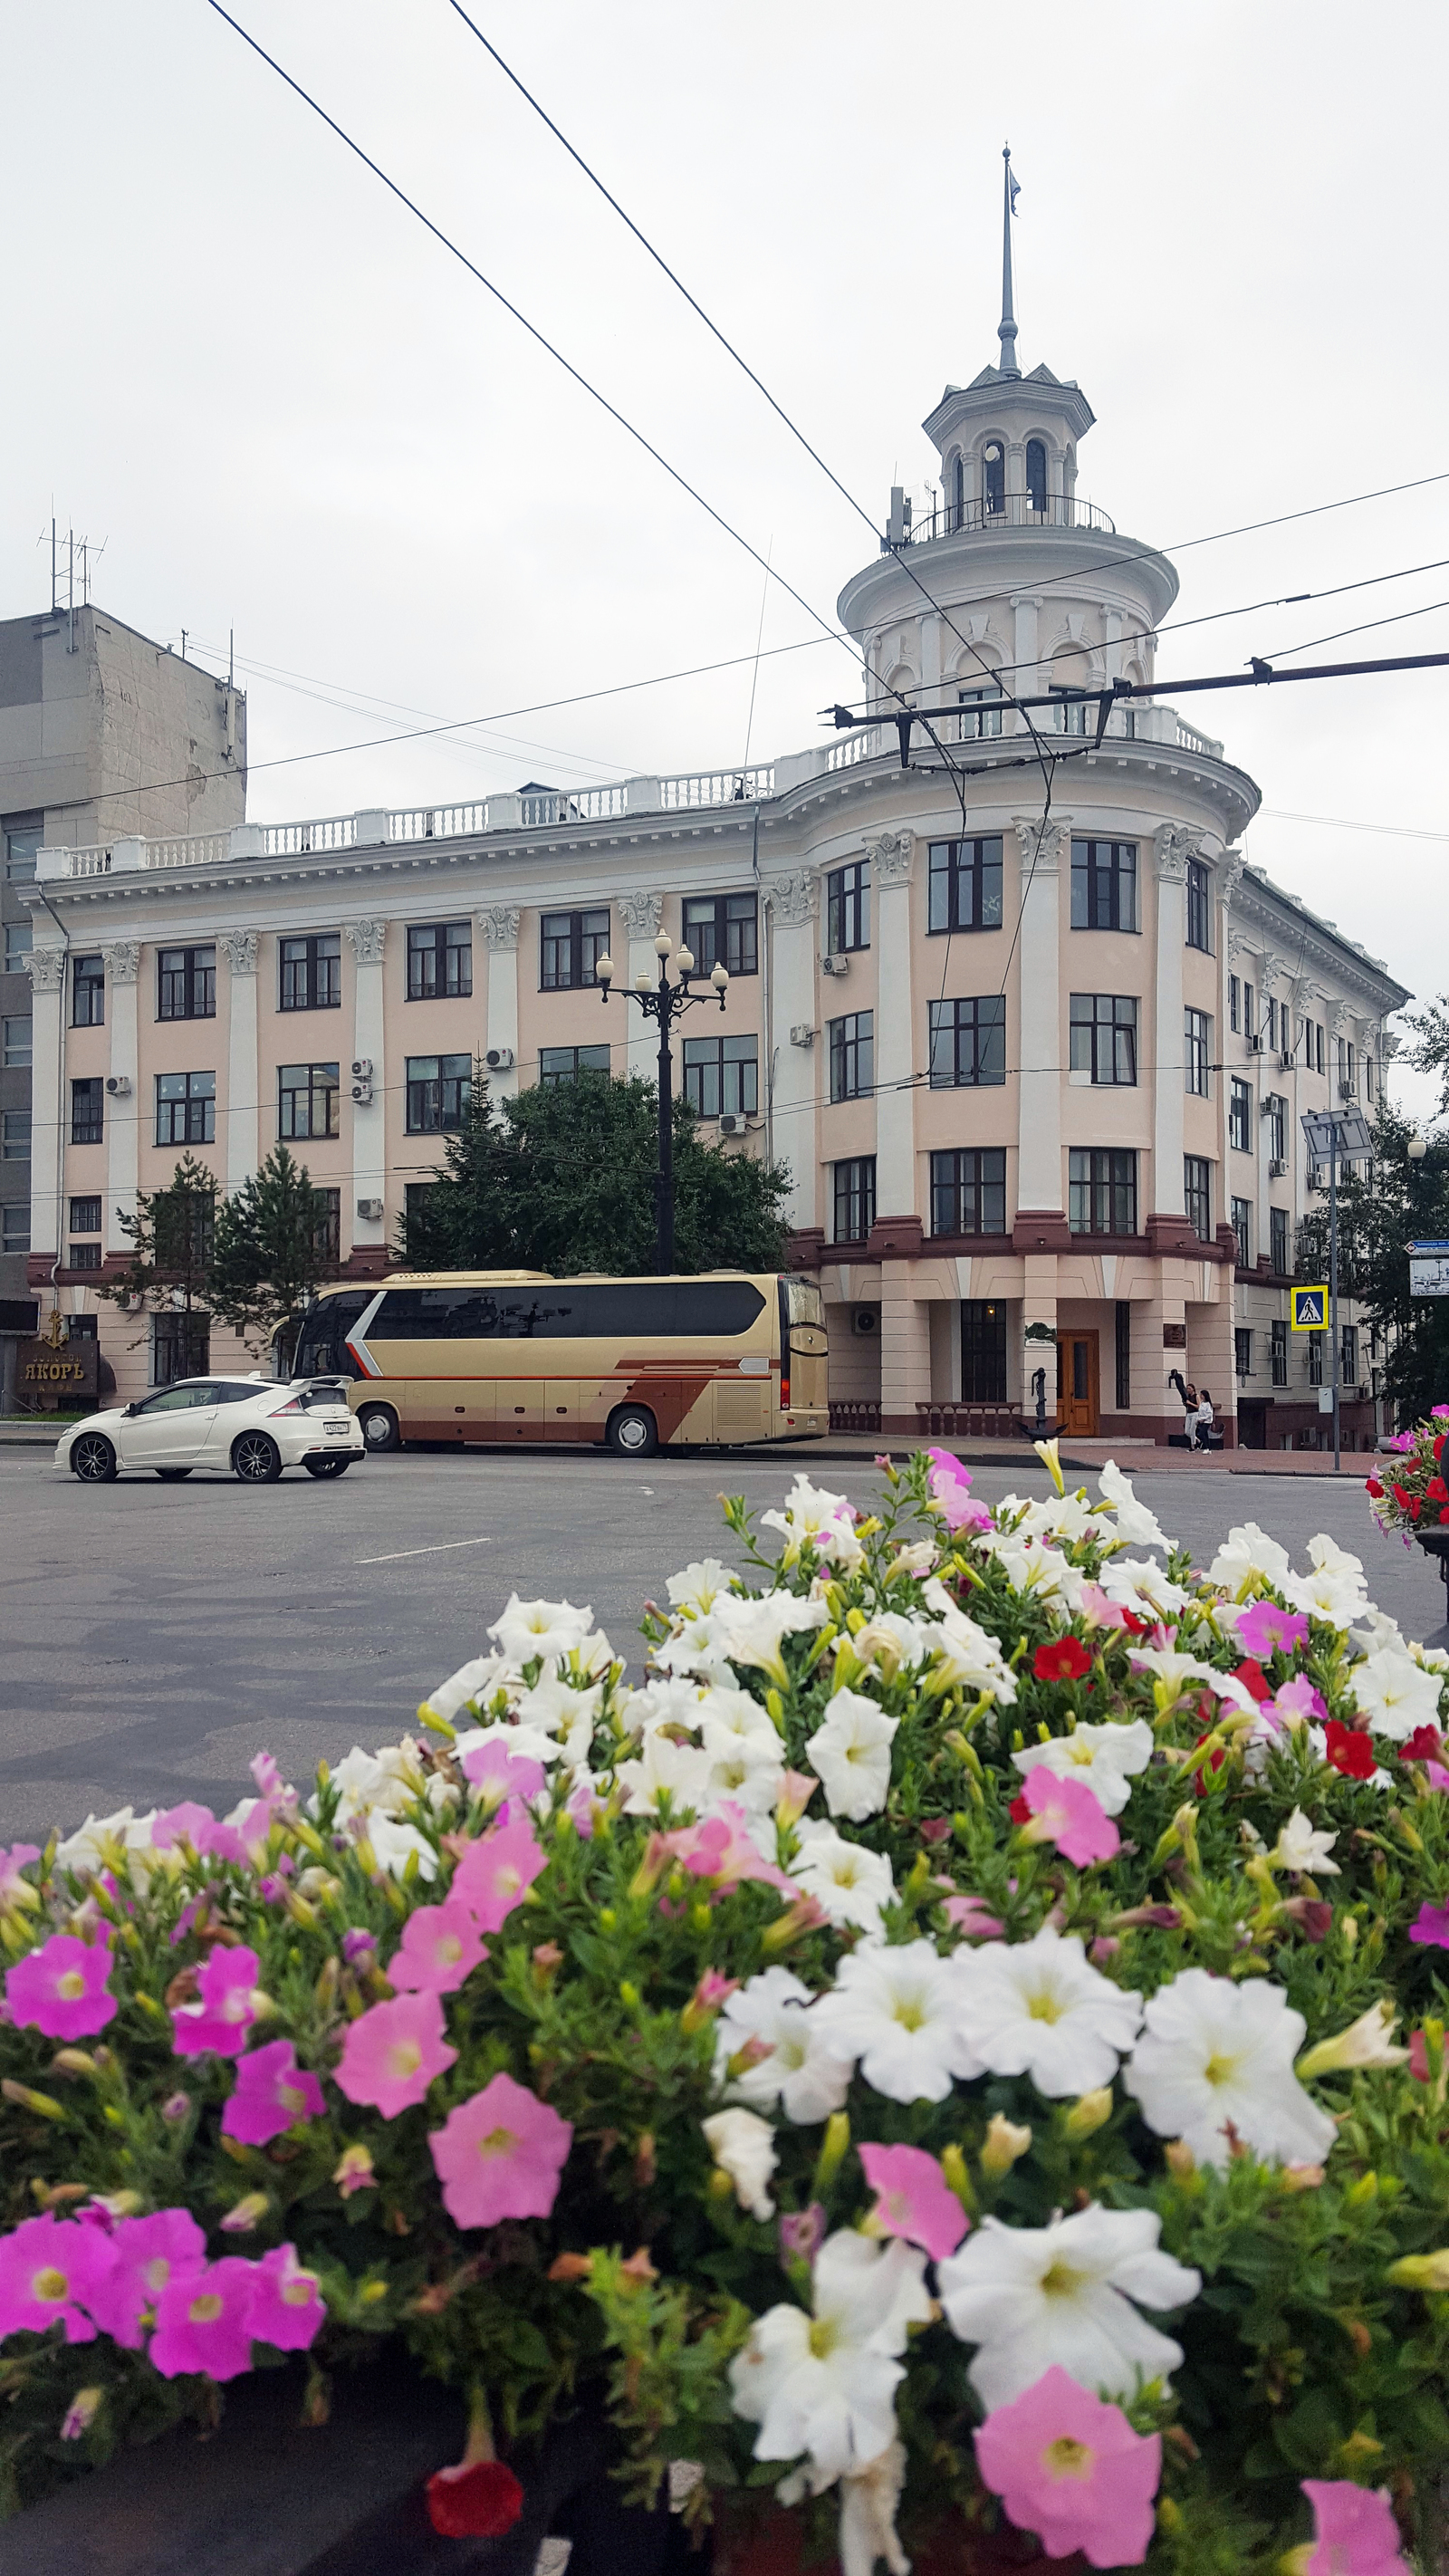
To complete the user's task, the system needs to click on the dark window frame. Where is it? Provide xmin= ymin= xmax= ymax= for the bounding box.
xmin=156 ymin=1070 xmax=216 ymax=1148
xmin=832 ymin=1155 xmax=876 ymax=1245
xmin=1229 ymin=1078 xmax=1252 ymax=1153
xmin=681 ymin=892 xmax=758 ymax=978
xmin=826 ymin=860 xmax=870 ymax=955
xmin=1269 ymin=1206 xmax=1290 ymax=1276
xmin=1070 ymin=839 xmax=1138 ymax=933
xmin=961 ymin=1298 xmax=1008 ymax=1401
xmin=158 ymin=944 xmax=216 ymax=1022
xmin=928 ymin=994 xmax=1006 ymax=1088
xmin=72 ymin=954 xmax=105 ymax=1028
xmin=71 ymin=1078 xmax=103 ymax=1146
xmin=539 ymin=908 xmax=610 ymax=993
xmin=1115 ymin=1300 xmax=1132 ymax=1409
xmin=69 ymin=1195 xmax=101 ymax=1235
xmin=278 ymin=1062 xmax=341 ymax=1142
xmin=927 ymin=837 xmax=1003 ymax=935
xmin=1185 ymin=1154 xmax=1212 ymax=1242
xmin=1185 ymin=856 xmax=1213 ymax=953
xmin=151 ymin=1312 xmax=210 ymax=1390
xmin=406 ymin=921 xmax=473 ymax=1001
xmin=1069 ymin=992 xmax=1137 ymax=1085
xmin=1234 ymin=1327 xmax=1252 ymax=1381
xmin=1231 ymin=1196 xmax=1252 ymax=1268
xmin=829 ymin=1011 xmax=874 ymax=1102
xmin=1068 ymin=1148 xmax=1137 ymax=1236
xmin=930 ymin=1148 xmax=1006 ymax=1238
xmin=1271 ymin=1318 xmax=1288 ymax=1387
xmin=313 ymin=1188 xmax=341 ymax=1267
xmin=681 ymin=1034 xmax=758 ymax=1120
xmin=539 ymin=1046 xmax=612 ymax=1089
xmin=1185 ymin=1006 xmax=1211 ymax=1097
xmin=279 ymin=933 xmax=342 ymax=1014
xmin=405 ymin=1053 xmax=472 ymax=1134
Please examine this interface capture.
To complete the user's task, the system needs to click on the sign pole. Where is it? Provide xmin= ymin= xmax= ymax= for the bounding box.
xmin=1329 ymin=1120 xmax=1340 ymax=1475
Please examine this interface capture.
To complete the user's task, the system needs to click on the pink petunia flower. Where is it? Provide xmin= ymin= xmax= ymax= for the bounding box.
xmin=149 ymin=1802 xmax=216 ymax=1851
xmin=196 ymin=1818 xmax=250 ymax=1866
xmin=335 ymin=1989 xmax=457 ymax=2118
xmin=5 ymin=1927 xmax=117 ymax=2041
xmin=460 ymin=1738 xmax=546 ymax=1805
xmin=449 ymin=1817 xmax=547 ymax=1931
xmin=342 ymin=1928 xmax=377 ymax=1963
xmin=943 ymin=1893 xmax=1006 ymax=1938
xmin=778 ymin=2204 xmax=825 ymax=2267
xmin=248 ymin=2244 xmax=326 ymax=2352
xmin=859 ymin=2141 xmax=968 ymax=2262
xmin=1236 ymin=1600 xmax=1311 ymax=1660
xmin=0 ymin=2215 xmax=113 ymax=2345
xmin=565 ymin=1780 xmax=601 ymax=1838
xmin=1271 ymin=1672 xmax=1330 ymax=1726
xmin=170 ymin=1945 xmax=264 ymax=2058
xmin=84 ymin=2208 xmax=206 ymax=2350
xmin=388 ymin=1899 xmax=489 ymax=1996
xmin=428 ymin=2070 xmax=572 ymax=2230
xmin=925 ymin=1447 xmax=993 ymax=1533
xmin=974 ymin=2365 xmax=1161 ymax=2569
xmin=149 ymin=2256 xmax=258 ymax=2381
xmin=0 ymin=1842 xmax=42 ymax=1899
xmin=1409 ymin=1903 xmax=1449 ymax=1950
xmin=220 ymin=2040 xmax=326 ymax=2146
xmin=1015 ymin=1768 xmax=1120 ymax=1870
xmin=661 ymin=1803 xmax=794 ymax=1894
xmin=1301 ymin=2479 xmax=1410 ymax=2574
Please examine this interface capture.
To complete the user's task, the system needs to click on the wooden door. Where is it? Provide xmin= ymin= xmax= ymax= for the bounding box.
xmin=1056 ymin=1331 xmax=1099 ymax=1436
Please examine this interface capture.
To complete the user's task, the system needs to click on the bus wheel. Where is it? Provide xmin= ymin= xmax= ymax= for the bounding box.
xmin=358 ymin=1404 xmax=400 ymax=1454
xmin=607 ymin=1404 xmax=657 ymax=1458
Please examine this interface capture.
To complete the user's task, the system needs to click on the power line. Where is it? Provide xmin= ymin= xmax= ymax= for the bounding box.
xmin=1262 ymin=807 xmax=1449 ymax=843
xmin=1257 ymin=591 xmax=1449 ymax=663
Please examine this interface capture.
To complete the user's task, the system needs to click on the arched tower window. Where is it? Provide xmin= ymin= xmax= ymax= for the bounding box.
xmin=1026 ymin=438 xmax=1048 ymax=514
xmin=982 ymin=440 xmax=1005 ymax=516
xmin=952 ymin=451 xmax=964 ymax=532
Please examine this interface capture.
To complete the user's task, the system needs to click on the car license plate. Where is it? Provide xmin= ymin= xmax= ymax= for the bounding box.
xmin=325 ymin=1420 xmax=349 ymax=1437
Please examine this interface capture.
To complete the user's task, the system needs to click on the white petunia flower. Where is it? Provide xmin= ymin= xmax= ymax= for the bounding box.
xmin=729 ymin=2231 xmax=933 ymax=2485
xmin=850 ymin=1612 xmax=935 ymax=1677
xmin=626 ymin=1674 xmax=714 ymax=1738
xmin=1128 ymin=1648 xmax=1258 ymax=1716
xmin=918 ymin=1586 xmax=1019 ymax=1701
xmin=1096 ymin=1461 xmax=1171 ymax=1552
xmin=419 ymin=1653 xmax=514 ymax=1726
xmin=453 ymin=1721 xmax=563 ymax=1773
xmin=789 ymin=1824 xmax=897 ymax=1936
xmin=1122 ymin=1967 xmax=1337 ymax=2169
xmin=1012 ymin=1718 xmax=1155 ymax=1818
xmin=702 ymin=2107 xmax=779 ymax=2217
xmin=1309 ymin=1533 xmax=1366 ymax=1581
xmin=362 ymin=1815 xmax=439 ymax=1882
xmin=1208 ymin=1523 xmax=1292 ymax=1592
xmin=762 ymin=1476 xmax=865 ymax=1571
xmin=1269 ymin=1808 xmax=1340 ymax=1876
xmin=1281 ymin=1562 xmax=1371 ymax=1629
xmin=697 ymin=1684 xmax=784 ymax=1753
xmin=489 ymin=1593 xmax=594 ymax=1667
xmin=713 ymin=1591 xmax=830 ymax=1687
xmin=701 ymin=1723 xmax=786 ymax=1818
xmin=321 ymin=1745 xmax=425 ymax=1823
xmin=812 ymin=1939 xmax=980 ymax=2104
xmin=949 ymin=1928 xmax=1143 ymax=2098
xmin=615 ymin=1730 xmax=715 ymax=1816
xmin=936 ymin=2205 xmax=1200 ymax=2409
xmin=1351 ymin=1608 xmax=1408 ymax=1657
xmin=667 ymin=1558 xmax=740 ymax=1611
xmin=715 ymin=1968 xmax=853 ymax=2123
xmin=1000 ymin=1492 xmax=1108 ymax=1546
xmin=1349 ymin=1647 xmax=1444 ymax=1743
xmin=971 ymin=1535 xmax=1080 ymax=1603
xmin=1098 ymin=1557 xmax=1191 ymax=1619
xmin=517 ymin=1674 xmax=603 ymax=1740
xmin=806 ymin=1691 xmax=899 ymax=1821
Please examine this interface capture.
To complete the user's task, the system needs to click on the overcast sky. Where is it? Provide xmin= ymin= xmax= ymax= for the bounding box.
xmin=7 ymin=2 xmax=1447 ymax=1115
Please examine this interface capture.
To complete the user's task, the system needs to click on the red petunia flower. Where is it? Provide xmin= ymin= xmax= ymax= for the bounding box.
xmin=1365 ymin=1476 xmax=1384 ymax=1498
xmin=1008 ymin=1793 xmax=1032 ymax=1825
xmin=1032 ymin=1637 xmax=1092 ymax=1683
xmin=1400 ymin=1725 xmax=1445 ymax=1764
xmin=1428 ymin=1477 xmax=1449 ymax=1504
xmin=1324 ymin=1719 xmax=1377 ymax=1781
xmin=1435 ymin=1435 xmax=1446 ymax=1463
xmin=426 ymin=2461 xmax=525 ymax=2540
xmin=1232 ymin=1658 xmax=1273 ymax=1705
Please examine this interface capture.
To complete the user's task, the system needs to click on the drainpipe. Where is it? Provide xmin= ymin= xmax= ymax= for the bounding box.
xmin=32 ymin=883 xmax=69 ymax=1328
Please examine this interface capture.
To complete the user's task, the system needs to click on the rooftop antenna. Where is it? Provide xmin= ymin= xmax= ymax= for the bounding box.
xmin=78 ymin=534 xmax=107 ymax=605
xmin=999 ymin=143 xmax=1021 ymax=378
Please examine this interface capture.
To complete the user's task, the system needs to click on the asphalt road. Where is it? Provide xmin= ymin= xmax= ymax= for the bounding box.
xmin=1 ymin=1446 xmax=1444 ymax=1846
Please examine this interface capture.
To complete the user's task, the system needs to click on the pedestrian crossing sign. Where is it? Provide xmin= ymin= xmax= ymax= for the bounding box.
xmin=1291 ymin=1285 xmax=1328 ymax=1330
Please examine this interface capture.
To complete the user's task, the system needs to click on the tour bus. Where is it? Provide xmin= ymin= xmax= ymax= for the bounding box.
xmin=292 ymin=1270 xmax=829 ymax=1457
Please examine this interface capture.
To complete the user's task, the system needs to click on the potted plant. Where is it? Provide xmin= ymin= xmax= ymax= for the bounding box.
xmin=1367 ymin=1404 xmax=1449 ymax=1615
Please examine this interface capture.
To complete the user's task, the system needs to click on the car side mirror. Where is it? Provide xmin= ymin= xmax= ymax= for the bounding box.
xmin=123 ymin=1401 xmax=140 ymax=1417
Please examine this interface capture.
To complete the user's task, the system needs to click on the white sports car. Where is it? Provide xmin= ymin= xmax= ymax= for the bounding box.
xmin=54 ymin=1375 xmax=366 ymax=1484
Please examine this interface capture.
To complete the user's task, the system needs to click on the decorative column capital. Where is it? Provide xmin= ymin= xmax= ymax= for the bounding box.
xmin=865 ymin=830 xmax=913 ymax=887
xmin=618 ymin=889 xmax=662 ymax=941
xmin=342 ymin=917 xmax=387 ymax=966
xmin=25 ymin=946 xmax=67 ymax=994
xmin=222 ymin=928 xmax=258 ymax=976
xmin=1259 ymin=950 xmax=1285 ymax=992
xmin=768 ymin=870 xmax=820 ymax=927
xmin=1217 ymin=851 xmax=1247 ymax=905
xmin=478 ymin=905 xmax=521 ymax=952
xmin=101 ymin=939 xmax=141 ymax=985
xmin=1011 ymin=814 xmax=1070 ymax=873
xmin=1153 ymin=823 xmax=1199 ymax=881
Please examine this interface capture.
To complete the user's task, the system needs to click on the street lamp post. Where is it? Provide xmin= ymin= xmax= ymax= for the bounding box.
xmin=594 ymin=928 xmax=729 ymax=1273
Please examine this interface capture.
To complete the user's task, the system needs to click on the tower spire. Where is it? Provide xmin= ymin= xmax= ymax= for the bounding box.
xmin=999 ymin=143 xmax=1020 ymax=377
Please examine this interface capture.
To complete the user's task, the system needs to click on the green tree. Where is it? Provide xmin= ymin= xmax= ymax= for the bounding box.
xmin=209 ymin=1144 xmax=332 ymax=1373
xmin=94 ymin=1153 xmax=216 ymax=1371
xmin=1400 ymin=996 xmax=1449 ymax=1120
xmin=400 ymin=1069 xmax=792 ymax=1275
xmin=1295 ymin=1096 xmax=1449 ymax=1422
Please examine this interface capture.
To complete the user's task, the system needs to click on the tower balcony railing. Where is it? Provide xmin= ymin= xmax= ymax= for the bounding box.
xmin=883 ymin=488 xmax=1117 ymax=549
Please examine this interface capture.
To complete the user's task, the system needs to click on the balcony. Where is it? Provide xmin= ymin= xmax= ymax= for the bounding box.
xmin=884 ymin=488 xmax=1117 ymax=549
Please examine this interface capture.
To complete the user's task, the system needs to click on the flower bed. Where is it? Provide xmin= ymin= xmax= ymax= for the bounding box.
xmin=5 ymin=1446 xmax=1449 ymax=2571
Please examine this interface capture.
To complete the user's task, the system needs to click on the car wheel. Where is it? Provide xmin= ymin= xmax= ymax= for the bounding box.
xmin=358 ymin=1404 xmax=400 ymax=1454
xmin=606 ymin=1403 xmax=658 ymax=1458
xmin=156 ymin=1468 xmax=194 ymax=1480
xmin=232 ymin=1429 xmax=283 ymax=1483
xmin=71 ymin=1432 xmax=118 ymax=1483
xmin=303 ymin=1456 xmax=350 ymax=1478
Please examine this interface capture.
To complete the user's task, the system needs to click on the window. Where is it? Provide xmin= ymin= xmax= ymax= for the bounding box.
xmin=1185 ymin=1006 xmax=1211 ymax=1096
xmin=1341 ymin=1323 xmax=1358 ymax=1385
xmin=1069 ymin=1149 xmax=1137 ymax=1235
xmin=826 ymin=860 xmax=869 ymax=955
xmin=1309 ymin=1331 xmax=1323 ymax=1387
xmin=1234 ymin=1327 xmax=1252 ymax=1381
xmin=5 ymin=821 xmax=41 ymax=881
xmin=1115 ymin=1301 xmax=1131 ymax=1409
xmin=1070 ymin=839 xmax=1137 ymax=931
xmin=832 ymin=1156 xmax=876 ymax=1245
xmin=5 ymin=921 xmax=33 ymax=971
xmin=72 ymin=954 xmax=104 ymax=1026
xmin=1270 ymin=1206 xmax=1289 ymax=1274
xmin=1271 ymin=1318 xmax=1288 ymax=1387
xmin=154 ymin=1188 xmax=214 ymax=1272
xmin=279 ymin=934 xmax=341 ymax=1012
xmin=539 ymin=1046 xmax=611 ymax=1087
xmin=371 ymin=1278 xmax=769 ymax=1341
xmin=928 ymin=837 xmax=1003 ymax=933
xmin=951 ymin=452 xmax=964 ymax=529
xmin=158 ymin=946 xmax=216 ymax=1020
xmin=962 ymin=1300 xmax=1008 ymax=1400
xmin=1366 ymin=1053 xmax=1375 ymax=1101
xmin=1025 ymin=437 xmax=1048 ymax=513
xmin=1185 ymin=857 xmax=1212 ymax=952
xmin=156 ymin=1071 xmax=216 ymax=1147
xmin=1266 ymin=1094 xmax=1286 ymax=1160
xmin=407 ymin=921 xmax=472 ymax=1000
xmin=682 ymin=1035 xmax=757 ymax=1119
xmin=683 ymin=893 xmax=758 ymax=977
xmin=69 ymin=1240 xmax=101 ymax=1271
xmin=931 ymin=1149 xmax=1006 ymax=1237
xmin=1185 ymin=1155 xmax=1212 ymax=1241
xmin=313 ymin=1188 xmax=341 ymax=1266
xmin=1266 ymin=995 xmax=1279 ymax=1052
xmin=1 ymin=1206 xmax=29 ymax=1252
xmin=406 ymin=1053 xmax=472 ymax=1132
xmin=1069 ymin=994 xmax=1137 ymax=1084
xmin=1243 ymin=983 xmax=1255 ymax=1042
xmin=152 ymin=1312 xmax=210 ymax=1389
xmin=1051 ymin=687 xmax=1089 ymax=736
xmin=829 ymin=1013 xmax=874 ymax=1102
xmin=2 ymin=1112 xmax=30 ymax=1159
xmin=1231 ymin=1197 xmax=1252 ymax=1268
xmin=983 ymin=438 xmax=1004 ymax=514
xmin=279 ymin=1062 xmax=340 ymax=1140
xmin=540 ymin=908 xmax=609 ymax=991
xmin=1229 ymin=1079 xmax=1252 ymax=1153
xmin=1229 ymin=974 xmax=1241 ymax=1033
xmin=1315 ymin=1021 xmax=1325 ymax=1073
xmin=928 ymin=995 xmax=1005 ymax=1087
xmin=2 ymin=1015 xmax=31 ymax=1068
xmin=70 ymin=1197 xmax=101 ymax=1235
xmin=71 ymin=1080 xmax=103 ymax=1144
xmin=957 ymin=683 xmax=1003 ymax=742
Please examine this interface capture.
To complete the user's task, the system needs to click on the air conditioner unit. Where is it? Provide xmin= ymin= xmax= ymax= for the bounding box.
xmin=350 ymin=1075 xmax=373 ymax=1104
xmin=356 ymin=1197 xmax=383 ymax=1222
xmin=851 ymin=1307 xmax=880 ymax=1337
xmin=1339 ymin=1079 xmax=1356 ymax=1101
xmin=1249 ymin=1035 xmax=1264 ymax=1053
xmin=485 ymin=1046 xmax=514 ymax=1072
xmin=104 ymin=1074 xmax=130 ymax=1097
xmin=1259 ymin=1095 xmax=1274 ymax=1115
xmin=1269 ymin=1158 xmax=1288 ymax=1177
xmin=350 ymin=1058 xmax=372 ymax=1080
xmin=821 ymin=954 xmax=850 ymax=977
xmin=1280 ymin=1051 xmax=1293 ymax=1071
xmin=789 ymin=1023 xmax=815 ymax=1048
xmin=1308 ymin=1165 xmax=1327 ymax=1190
xmin=717 ymin=1112 xmax=744 ymax=1137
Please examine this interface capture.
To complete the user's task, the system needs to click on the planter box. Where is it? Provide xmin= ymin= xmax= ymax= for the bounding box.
xmin=715 ymin=2502 xmax=1083 ymax=2576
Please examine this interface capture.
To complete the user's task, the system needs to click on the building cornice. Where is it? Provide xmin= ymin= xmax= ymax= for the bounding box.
xmin=1226 ymin=876 xmax=1410 ymax=1014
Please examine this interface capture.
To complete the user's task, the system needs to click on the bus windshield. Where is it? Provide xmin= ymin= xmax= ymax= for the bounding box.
xmin=293 ymin=1290 xmax=374 ymax=1380
xmin=782 ymin=1277 xmax=825 ymax=1329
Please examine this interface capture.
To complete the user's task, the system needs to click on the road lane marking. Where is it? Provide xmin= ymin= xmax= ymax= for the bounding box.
xmin=357 ymin=1537 xmax=495 ymax=1565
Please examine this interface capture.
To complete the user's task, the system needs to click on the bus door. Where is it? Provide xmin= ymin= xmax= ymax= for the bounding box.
xmin=778 ymin=1278 xmax=829 ymax=1421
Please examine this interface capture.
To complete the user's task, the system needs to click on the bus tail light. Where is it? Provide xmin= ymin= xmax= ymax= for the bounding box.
xmin=780 ymin=1366 xmax=790 ymax=1410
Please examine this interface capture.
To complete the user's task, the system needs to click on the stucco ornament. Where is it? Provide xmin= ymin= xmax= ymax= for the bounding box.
xmin=1153 ymin=823 xmax=1201 ymax=881
xmin=477 ymin=907 xmax=521 ymax=952
xmin=343 ymin=919 xmax=387 ymax=966
xmin=866 ymin=832 xmax=913 ymax=889
xmin=24 ymin=946 xmax=67 ymax=993
xmin=1011 ymin=816 xmax=1070 ymax=875
xmin=222 ymin=929 xmax=258 ymax=976
xmin=618 ymin=890 xmax=663 ymax=941
xmin=768 ymin=871 xmax=820 ymax=928
xmin=101 ymin=941 xmax=141 ymax=984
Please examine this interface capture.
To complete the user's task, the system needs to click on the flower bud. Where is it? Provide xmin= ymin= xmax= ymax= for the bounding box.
xmin=220 ymin=2191 xmax=270 ymax=2234
xmin=940 ymin=2142 xmax=976 ymax=2215
xmin=1062 ymin=2087 xmax=1113 ymax=2142
xmin=1164 ymin=2138 xmax=1196 ymax=2180
xmin=61 ymin=2388 xmax=102 ymax=2441
xmin=1387 ymin=2250 xmax=1449 ymax=2292
xmin=333 ymin=2143 xmax=376 ymax=2198
xmin=1297 ymin=1999 xmax=1408 ymax=2081
xmin=811 ymin=2111 xmax=850 ymax=2198
xmin=980 ymin=2114 xmax=1032 ymax=2177
xmin=1 ymin=2080 xmax=66 ymax=2121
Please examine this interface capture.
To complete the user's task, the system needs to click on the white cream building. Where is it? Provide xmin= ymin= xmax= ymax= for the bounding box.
xmin=23 ymin=295 xmax=1406 ymax=1444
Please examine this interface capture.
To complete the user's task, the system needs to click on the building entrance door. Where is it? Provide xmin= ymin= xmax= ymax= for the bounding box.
xmin=1057 ymin=1331 xmax=1099 ymax=1437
